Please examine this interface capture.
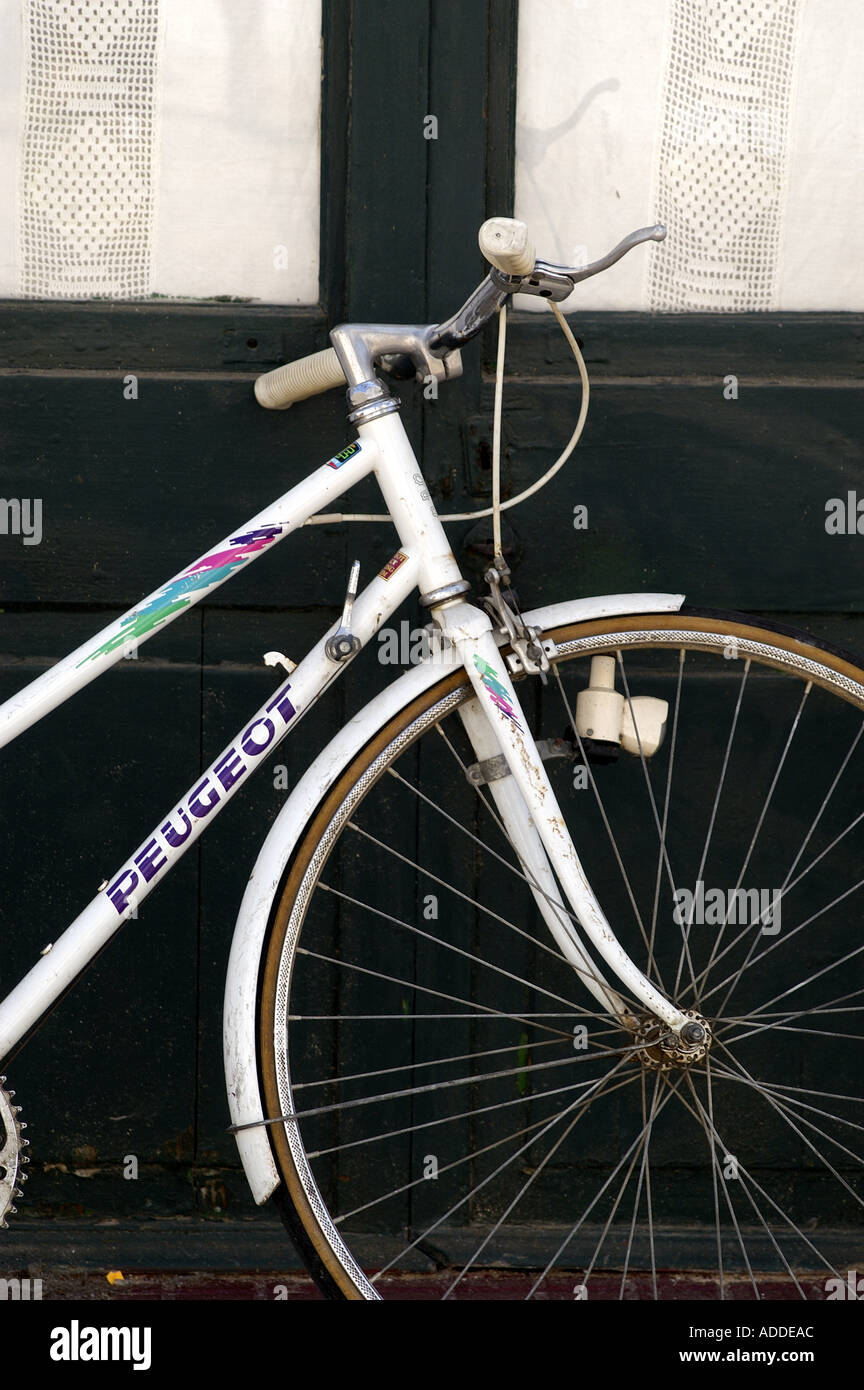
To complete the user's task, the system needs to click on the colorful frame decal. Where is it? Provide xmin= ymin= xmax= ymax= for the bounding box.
xmin=378 ymin=550 xmax=409 ymax=581
xmin=326 ymin=441 xmax=362 ymax=469
xmin=77 ymin=525 xmax=283 ymax=666
xmin=473 ymin=655 xmax=523 ymax=731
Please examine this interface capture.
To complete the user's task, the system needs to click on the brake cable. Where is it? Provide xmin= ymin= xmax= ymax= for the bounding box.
xmin=304 ymin=298 xmax=590 ymax=527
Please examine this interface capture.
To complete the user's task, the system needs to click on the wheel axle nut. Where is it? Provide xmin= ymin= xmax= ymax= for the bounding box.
xmin=680 ymin=1021 xmax=706 ymax=1045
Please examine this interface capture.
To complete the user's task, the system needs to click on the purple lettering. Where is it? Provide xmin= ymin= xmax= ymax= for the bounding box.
xmin=134 ymin=837 xmax=168 ymax=884
xmin=214 ymin=746 xmax=247 ymax=792
xmin=240 ymin=717 xmax=275 ymax=756
xmin=161 ymin=807 xmax=193 ymax=847
xmin=189 ymin=776 xmax=221 ymax=819
xmin=106 ymin=868 xmax=139 ymax=915
xmin=265 ymin=684 xmax=297 ymax=726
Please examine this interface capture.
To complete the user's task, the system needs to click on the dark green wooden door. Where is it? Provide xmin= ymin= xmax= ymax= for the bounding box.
xmin=0 ymin=0 xmax=861 ymax=1275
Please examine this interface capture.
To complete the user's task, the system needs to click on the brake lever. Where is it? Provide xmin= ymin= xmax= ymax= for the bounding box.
xmin=428 ymin=223 xmax=667 ymax=359
xmin=535 ymin=224 xmax=667 ymax=287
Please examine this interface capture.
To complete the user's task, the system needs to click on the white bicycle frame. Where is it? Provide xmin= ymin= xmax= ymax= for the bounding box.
xmin=0 ymin=404 xmax=689 ymax=1203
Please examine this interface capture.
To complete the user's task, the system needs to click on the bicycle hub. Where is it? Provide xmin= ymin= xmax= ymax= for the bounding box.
xmin=634 ymin=1009 xmax=712 ymax=1072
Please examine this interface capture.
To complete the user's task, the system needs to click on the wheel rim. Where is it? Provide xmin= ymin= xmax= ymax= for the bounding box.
xmin=260 ymin=615 xmax=864 ymax=1299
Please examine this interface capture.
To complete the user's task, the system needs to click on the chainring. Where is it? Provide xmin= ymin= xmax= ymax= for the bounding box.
xmin=0 ymin=1076 xmax=28 ymax=1228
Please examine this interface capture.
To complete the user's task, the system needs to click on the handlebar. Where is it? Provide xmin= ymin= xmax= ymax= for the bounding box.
xmin=254 ymin=346 xmax=345 ymax=411
xmin=254 ymin=217 xmax=665 ymax=410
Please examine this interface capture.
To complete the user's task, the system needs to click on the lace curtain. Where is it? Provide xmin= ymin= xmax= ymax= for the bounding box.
xmin=515 ymin=0 xmax=863 ymax=311
xmin=0 ymin=0 xmax=320 ymax=302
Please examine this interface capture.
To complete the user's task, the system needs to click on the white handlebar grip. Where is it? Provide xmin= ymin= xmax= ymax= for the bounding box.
xmin=478 ymin=217 xmax=536 ymax=277
xmin=254 ymin=347 xmax=346 ymax=410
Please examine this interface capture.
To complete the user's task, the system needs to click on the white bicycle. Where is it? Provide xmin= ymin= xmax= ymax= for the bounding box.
xmin=1 ymin=218 xmax=862 ymax=1300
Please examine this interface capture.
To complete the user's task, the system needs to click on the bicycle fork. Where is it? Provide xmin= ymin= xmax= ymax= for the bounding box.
xmin=439 ymin=598 xmax=695 ymax=1041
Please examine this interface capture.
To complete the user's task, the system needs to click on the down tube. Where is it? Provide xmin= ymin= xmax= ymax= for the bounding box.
xmin=0 ymin=547 xmax=419 ymax=1062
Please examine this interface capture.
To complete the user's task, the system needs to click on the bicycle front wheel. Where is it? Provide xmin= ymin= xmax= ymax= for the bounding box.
xmin=258 ymin=610 xmax=864 ymax=1299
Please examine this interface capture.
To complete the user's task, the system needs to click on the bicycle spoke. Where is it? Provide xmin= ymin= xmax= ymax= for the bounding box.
xmin=708 ymin=1063 xmax=864 ymax=1140
xmin=336 ymin=1106 xmax=577 ymax=1224
xmin=727 ymin=1001 xmax=864 ymax=1019
xmin=441 ymin=1101 xmax=586 ymax=1298
xmin=701 ymin=883 xmax=864 ymax=1020
xmin=676 ymin=1075 xmax=803 ymax=1298
xmin=580 ymin=1073 xmax=662 ymax=1295
xmin=716 ymin=985 xmax=864 ymax=1036
xmin=287 ymin=1047 xmax=632 ymax=1122
xmin=714 ymin=1074 xmax=864 ymax=1109
xmin=647 ymin=649 xmax=685 ymax=988
xmin=724 ymin=1022 xmax=864 ymax=1046
xmin=616 ymin=650 xmax=694 ymax=993
xmin=643 ymin=1071 xmax=659 ymax=1299
xmin=526 ymin=1074 xmax=684 ymax=1298
xmin=680 ymin=1070 xmax=759 ymax=1299
xmin=344 ymin=819 xmax=574 ymax=970
xmin=777 ymin=717 xmax=864 ymax=889
xmin=312 ymin=1070 xmax=639 ymax=1161
xmin=292 ymin=1010 xmax=585 ymax=1021
xmin=712 ymin=1039 xmax=864 ymax=1210
xmin=552 ymin=663 xmax=668 ymax=991
xmin=687 ymin=794 xmax=864 ymax=1007
xmin=674 ymin=659 xmax=751 ymax=997
xmin=318 ymin=882 xmax=612 ymax=1018
xmin=618 ymin=1069 xmax=662 ymax=1300
xmin=292 ymin=1033 xmax=571 ymax=1092
xmin=296 ymin=946 xmax=579 ymax=1042
xmin=371 ymin=1058 xmax=638 ymax=1283
xmin=704 ymin=1058 xmax=726 ymax=1298
xmin=386 ymin=758 xmax=637 ymax=1013
xmin=697 ymin=681 xmax=811 ymax=998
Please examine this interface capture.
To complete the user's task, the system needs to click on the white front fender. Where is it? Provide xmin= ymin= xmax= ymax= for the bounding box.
xmin=223 ymin=591 xmax=684 ymax=1204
